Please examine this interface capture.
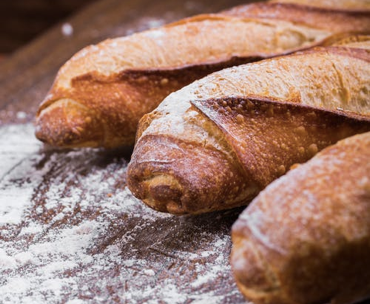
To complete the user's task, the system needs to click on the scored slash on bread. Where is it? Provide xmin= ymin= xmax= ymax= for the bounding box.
xmin=190 ymin=96 xmax=370 ymax=190
xmin=35 ymin=0 xmax=370 ymax=148
xmin=127 ymin=39 xmax=370 ymax=215
xmin=231 ymin=131 xmax=370 ymax=304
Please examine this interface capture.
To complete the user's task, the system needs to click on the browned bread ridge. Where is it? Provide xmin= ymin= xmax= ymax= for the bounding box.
xmin=35 ymin=1 xmax=370 ymax=148
xmin=269 ymin=0 xmax=370 ymax=11
xmin=127 ymin=40 xmax=370 ymax=215
xmin=231 ymin=131 xmax=370 ymax=304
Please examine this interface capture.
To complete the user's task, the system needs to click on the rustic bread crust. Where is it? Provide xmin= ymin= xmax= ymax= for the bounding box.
xmin=269 ymin=0 xmax=370 ymax=11
xmin=223 ymin=1 xmax=370 ymax=33
xmin=127 ymin=42 xmax=370 ymax=214
xmin=231 ymin=131 xmax=370 ymax=304
xmin=191 ymin=96 xmax=370 ymax=190
xmin=35 ymin=2 xmax=370 ymax=148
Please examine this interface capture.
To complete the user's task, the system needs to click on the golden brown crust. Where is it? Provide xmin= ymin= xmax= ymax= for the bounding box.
xmin=36 ymin=60 xmax=252 ymax=148
xmin=330 ymin=35 xmax=370 ymax=50
xmin=269 ymin=0 xmax=370 ymax=11
xmin=127 ymin=133 xmax=256 ymax=214
xmin=222 ymin=2 xmax=370 ymax=33
xmin=304 ymin=44 xmax=370 ymax=62
xmin=191 ymin=97 xmax=370 ymax=189
xmin=35 ymin=1 xmax=370 ymax=148
xmin=231 ymin=132 xmax=370 ymax=304
xmin=127 ymin=44 xmax=370 ymax=214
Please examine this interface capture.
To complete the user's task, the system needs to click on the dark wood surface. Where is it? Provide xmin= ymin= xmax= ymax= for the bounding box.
xmin=0 ymin=0 xmax=94 ymax=53
xmin=0 ymin=0 xmax=256 ymax=303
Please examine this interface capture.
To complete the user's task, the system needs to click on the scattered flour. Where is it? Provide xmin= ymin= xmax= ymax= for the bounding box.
xmin=16 ymin=112 xmax=27 ymax=120
xmin=0 ymin=123 xmax=245 ymax=304
xmin=0 ymin=124 xmax=43 ymax=225
xmin=62 ymin=23 xmax=74 ymax=37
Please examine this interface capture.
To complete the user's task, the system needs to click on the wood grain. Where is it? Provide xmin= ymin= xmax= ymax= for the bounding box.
xmin=0 ymin=0 xmax=254 ymax=303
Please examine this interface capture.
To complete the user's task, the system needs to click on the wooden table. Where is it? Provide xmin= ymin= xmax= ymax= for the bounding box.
xmin=0 ymin=0 xmax=254 ymax=303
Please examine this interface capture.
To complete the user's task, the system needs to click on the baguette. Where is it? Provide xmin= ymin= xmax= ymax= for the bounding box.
xmin=35 ymin=1 xmax=370 ymax=148
xmin=231 ymin=131 xmax=370 ymax=304
xmin=127 ymin=40 xmax=370 ymax=215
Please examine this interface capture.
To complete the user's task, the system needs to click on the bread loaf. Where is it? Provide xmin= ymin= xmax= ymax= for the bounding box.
xmin=127 ymin=40 xmax=370 ymax=215
xmin=35 ymin=1 xmax=370 ymax=148
xmin=231 ymin=131 xmax=370 ymax=304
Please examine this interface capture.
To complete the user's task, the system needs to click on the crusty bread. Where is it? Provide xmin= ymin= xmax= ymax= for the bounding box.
xmin=231 ymin=131 xmax=370 ymax=304
xmin=127 ymin=40 xmax=370 ymax=215
xmin=269 ymin=0 xmax=370 ymax=11
xmin=331 ymin=35 xmax=370 ymax=50
xmin=224 ymin=1 xmax=370 ymax=33
xmin=35 ymin=1 xmax=370 ymax=148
